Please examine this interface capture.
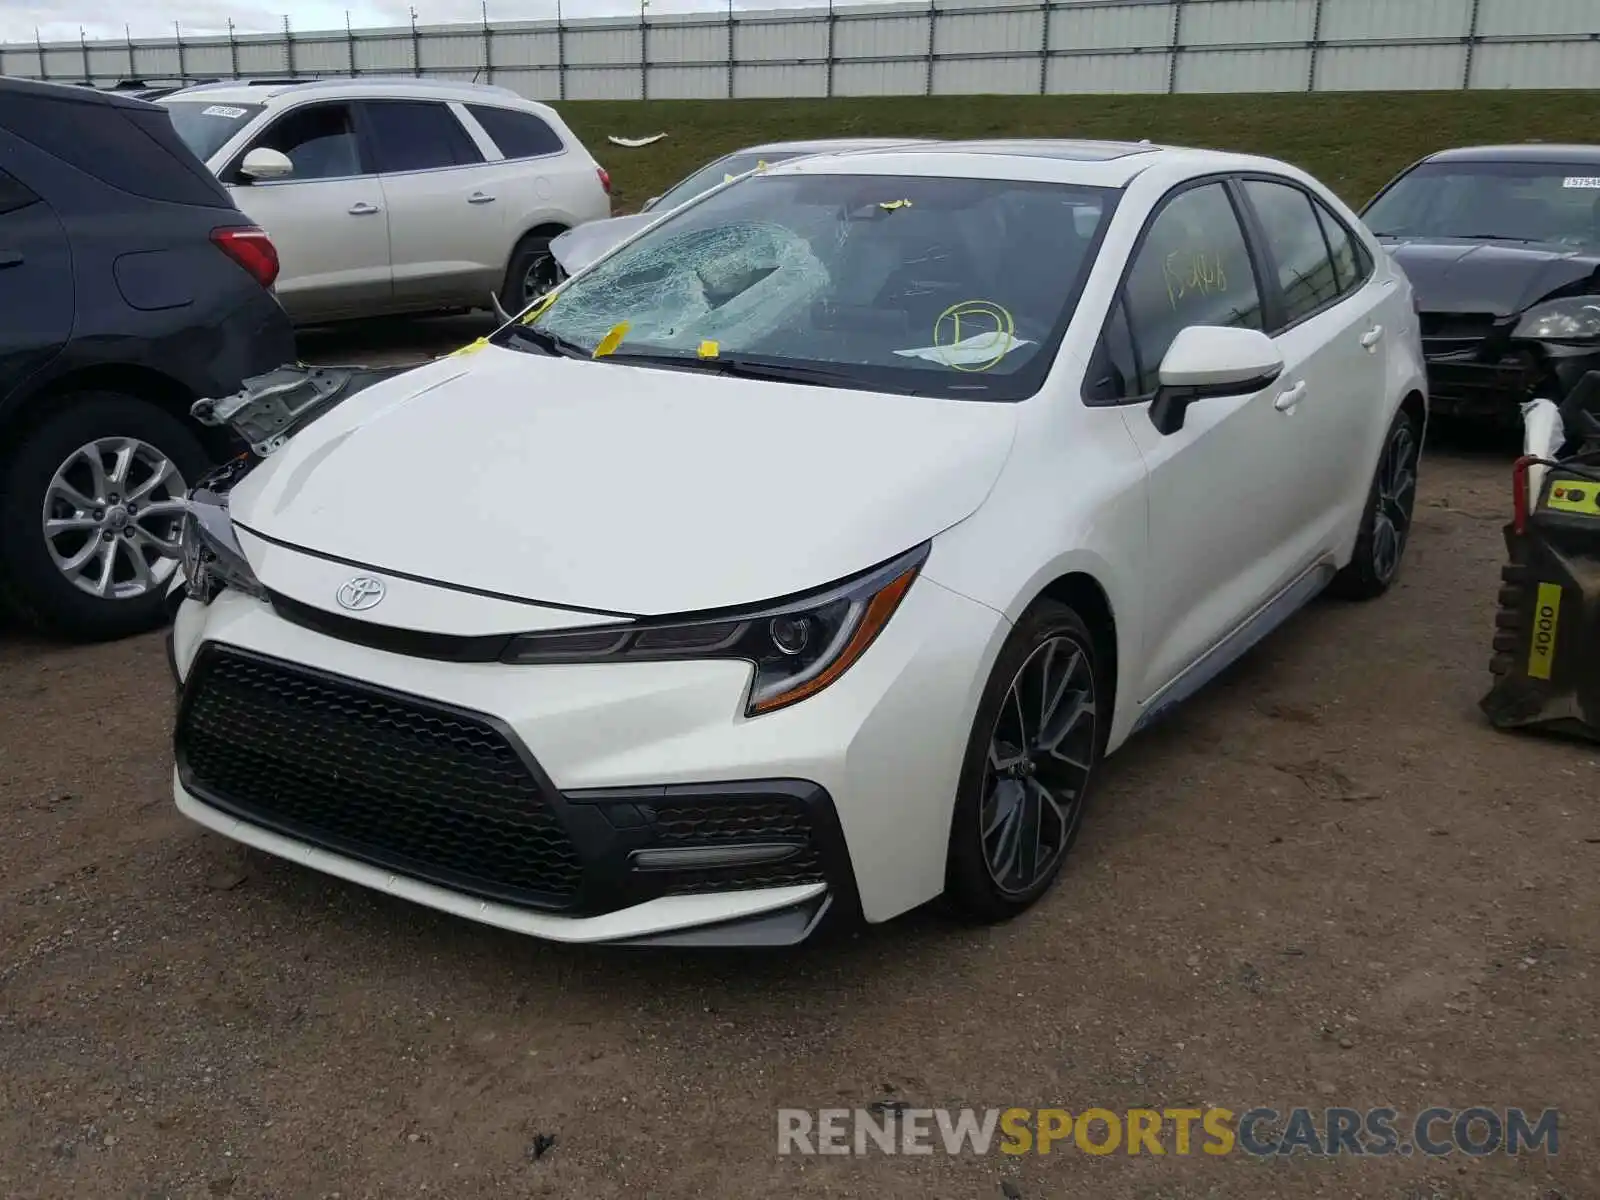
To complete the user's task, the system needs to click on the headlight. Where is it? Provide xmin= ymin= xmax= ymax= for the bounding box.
xmin=179 ymin=488 xmax=266 ymax=604
xmin=1514 ymin=296 xmax=1600 ymax=341
xmin=501 ymin=543 xmax=928 ymax=716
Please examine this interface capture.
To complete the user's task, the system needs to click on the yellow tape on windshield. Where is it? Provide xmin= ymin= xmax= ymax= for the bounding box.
xmin=593 ymin=322 xmax=630 ymax=358
xmin=449 ymin=337 xmax=490 ymax=358
xmin=519 ymin=290 xmax=560 ymax=325
xmin=698 ymin=340 xmax=720 ymax=358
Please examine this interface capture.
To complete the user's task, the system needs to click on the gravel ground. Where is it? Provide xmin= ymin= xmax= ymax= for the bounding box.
xmin=1 ymin=318 xmax=1596 ymax=1199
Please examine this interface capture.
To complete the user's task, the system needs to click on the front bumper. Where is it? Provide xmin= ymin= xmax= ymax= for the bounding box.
xmin=169 ymin=569 xmax=1006 ymax=945
xmin=1421 ymin=326 xmax=1600 ymax=421
xmin=176 ymin=774 xmax=836 ymax=946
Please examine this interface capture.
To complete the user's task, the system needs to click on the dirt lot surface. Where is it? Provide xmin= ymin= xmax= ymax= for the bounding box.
xmin=1 ymin=319 xmax=1596 ymax=1200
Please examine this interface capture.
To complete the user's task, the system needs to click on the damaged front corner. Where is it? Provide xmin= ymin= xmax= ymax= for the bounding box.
xmin=191 ymin=362 xmax=412 ymax=457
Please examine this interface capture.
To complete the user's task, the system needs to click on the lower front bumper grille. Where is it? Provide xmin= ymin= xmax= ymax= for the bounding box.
xmin=175 ymin=645 xmax=855 ymax=919
xmin=176 ymin=644 xmax=585 ymax=908
xmin=1424 ymin=356 xmax=1540 ymax=417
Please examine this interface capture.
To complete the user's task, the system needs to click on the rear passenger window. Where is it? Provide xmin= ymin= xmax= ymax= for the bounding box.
xmin=3 ymin=93 xmax=233 ymax=208
xmin=466 ymin=105 xmax=564 ymax=160
xmin=363 ymin=101 xmax=484 ymax=173
xmin=1120 ymin=182 xmax=1264 ymax=396
xmin=1242 ymin=179 xmax=1341 ymax=328
xmin=0 ymin=169 xmax=40 ymax=216
xmin=1313 ymin=201 xmax=1370 ymax=296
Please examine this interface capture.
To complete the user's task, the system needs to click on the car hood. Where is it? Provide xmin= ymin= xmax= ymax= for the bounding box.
xmin=226 ymin=345 xmax=1019 ymax=617
xmin=1384 ymin=238 xmax=1600 ymax=317
xmin=549 ymin=213 xmax=658 ymax=277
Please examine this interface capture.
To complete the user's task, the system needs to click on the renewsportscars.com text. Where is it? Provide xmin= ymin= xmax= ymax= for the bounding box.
xmin=777 ymin=1106 xmax=1560 ymax=1157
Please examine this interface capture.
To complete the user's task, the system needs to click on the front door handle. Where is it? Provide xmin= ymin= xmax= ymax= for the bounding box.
xmin=0 ymin=250 xmax=22 ymax=270
xmin=467 ymin=191 xmax=496 ymax=205
xmin=348 ymin=202 xmax=381 ymax=216
xmin=1275 ymin=381 xmax=1308 ymax=412
xmin=1360 ymin=325 xmax=1384 ymax=351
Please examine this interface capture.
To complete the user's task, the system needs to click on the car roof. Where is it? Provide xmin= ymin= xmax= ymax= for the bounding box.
xmin=1423 ymin=143 xmax=1600 ymax=166
xmin=766 ymin=137 xmax=1274 ymax=188
xmin=166 ymin=76 xmax=540 ymax=110
xmin=0 ymin=74 xmax=159 ymax=111
xmin=739 ymin=137 xmax=934 ymax=155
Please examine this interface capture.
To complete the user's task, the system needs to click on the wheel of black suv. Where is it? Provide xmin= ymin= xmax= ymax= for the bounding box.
xmin=0 ymin=392 xmax=207 ymax=641
xmin=945 ymin=600 xmax=1107 ymax=922
xmin=1329 ymin=405 xmax=1421 ymax=602
xmin=502 ymin=232 xmax=563 ymax=310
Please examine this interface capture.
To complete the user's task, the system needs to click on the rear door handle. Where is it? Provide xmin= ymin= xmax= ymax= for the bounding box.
xmin=467 ymin=192 xmax=496 ymax=205
xmin=1361 ymin=325 xmax=1384 ymax=350
xmin=0 ymin=250 xmax=22 ymax=270
xmin=348 ymin=202 xmax=381 ymax=216
xmin=1275 ymin=381 xmax=1308 ymax=412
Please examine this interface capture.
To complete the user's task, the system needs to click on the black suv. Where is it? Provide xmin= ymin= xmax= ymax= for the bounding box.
xmin=0 ymin=78 xmax=295 ymax=640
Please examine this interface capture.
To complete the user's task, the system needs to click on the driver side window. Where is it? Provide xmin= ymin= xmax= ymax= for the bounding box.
xmin=1086 ymin=181 xmax=1264 ymax=403
xmin=233 ymin=103 xmax=364 ymax=183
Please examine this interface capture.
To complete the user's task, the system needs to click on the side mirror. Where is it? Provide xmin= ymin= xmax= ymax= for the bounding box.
xmin=240 ymin=147 xmax=294 ymax=182
xmin=1148 ymin=326 xmax=1284 ymax=436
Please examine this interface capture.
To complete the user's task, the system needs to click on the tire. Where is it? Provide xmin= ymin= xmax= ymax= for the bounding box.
xmin=1328 ymin=404 xmax=1421 ymax=602
xmin=945 ymin=600 xmax=1108 ymax=923
xmin=501 ymin=232 xmax=563 ymax=312
xmin=0 ymin=392 xmax=209 ymax=641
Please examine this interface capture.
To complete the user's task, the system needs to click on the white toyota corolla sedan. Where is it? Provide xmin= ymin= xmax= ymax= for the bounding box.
xmin=170 ymin=139 xmax=1427 ymax=948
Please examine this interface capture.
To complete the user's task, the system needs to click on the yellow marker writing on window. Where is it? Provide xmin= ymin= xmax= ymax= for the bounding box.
xmin=592 ymin=322 xmax=630 ymax=358
xmin=698 ymin=340 xmax=720 ymax=358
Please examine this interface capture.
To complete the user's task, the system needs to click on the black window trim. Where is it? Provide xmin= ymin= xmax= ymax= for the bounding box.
xmin=357 ymin=98 xmax=486 ymax=177
xmin=1081 ymin=171 xmax=1275 ymax=409
xmin=221 ymin=98 xmax=377 ymax=186
xmin=1231 ymin=171 xmax=1375 ymax=339
xmin=462 ymin=102 xmax=567 ymax=164
xmin=0 ymin=166 xmax=42 ymax=217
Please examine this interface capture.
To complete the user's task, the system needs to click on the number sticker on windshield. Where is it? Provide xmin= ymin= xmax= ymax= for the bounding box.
xmin=1562 ymin=177 xmax=1600 ymax=190
xmin=202 ymin=105 xmax=249 ymax=119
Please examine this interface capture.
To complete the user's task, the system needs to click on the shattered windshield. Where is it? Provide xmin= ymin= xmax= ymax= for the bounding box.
xmin=511 ymin=171 xmax=1117 ymax=401
xmin=1364 ymin=161 xmax=1600 ymax=248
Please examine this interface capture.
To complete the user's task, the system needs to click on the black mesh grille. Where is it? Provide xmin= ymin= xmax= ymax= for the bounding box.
xmin=177 ymin=647 xmax=584 ymax=908
xmin=648 ymin=800 xmax=825 ymax=895
xmin=653 ymin=801 xmax=813 ymax=843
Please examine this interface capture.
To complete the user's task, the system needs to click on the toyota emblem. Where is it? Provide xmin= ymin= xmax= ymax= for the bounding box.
xmin=336 ymin=576 xmax=387 ymax=611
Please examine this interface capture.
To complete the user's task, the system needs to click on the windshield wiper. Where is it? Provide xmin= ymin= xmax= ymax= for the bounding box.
xmin=601 ymin=351 xmax=879 ymax=390
xmin=1447 ymin=233 xmax=1541 ymax=243
xmin=504 ymin=323 xmax=590 ymax=359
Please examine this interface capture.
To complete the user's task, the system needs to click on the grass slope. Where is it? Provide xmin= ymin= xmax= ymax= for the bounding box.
xmin=560 ymin=91 xmax=1600 ymax=213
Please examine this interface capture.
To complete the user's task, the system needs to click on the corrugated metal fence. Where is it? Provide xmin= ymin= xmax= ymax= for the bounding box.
xmin=4 ymin=0 xmax=1597 ymax=99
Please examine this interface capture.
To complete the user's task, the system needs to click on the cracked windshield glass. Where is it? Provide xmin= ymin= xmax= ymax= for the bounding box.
xmin=512 ymin=170 xmax=1116 ymax=400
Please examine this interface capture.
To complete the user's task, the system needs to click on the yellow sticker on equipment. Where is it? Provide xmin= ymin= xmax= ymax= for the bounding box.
xmin=1528 ymin=582 xmax=1562 ymax=681
xmin=1546 ymin=481 xmax=1600 ymax=516
xmin=697 ymin=340 xmax=719 ymax=358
